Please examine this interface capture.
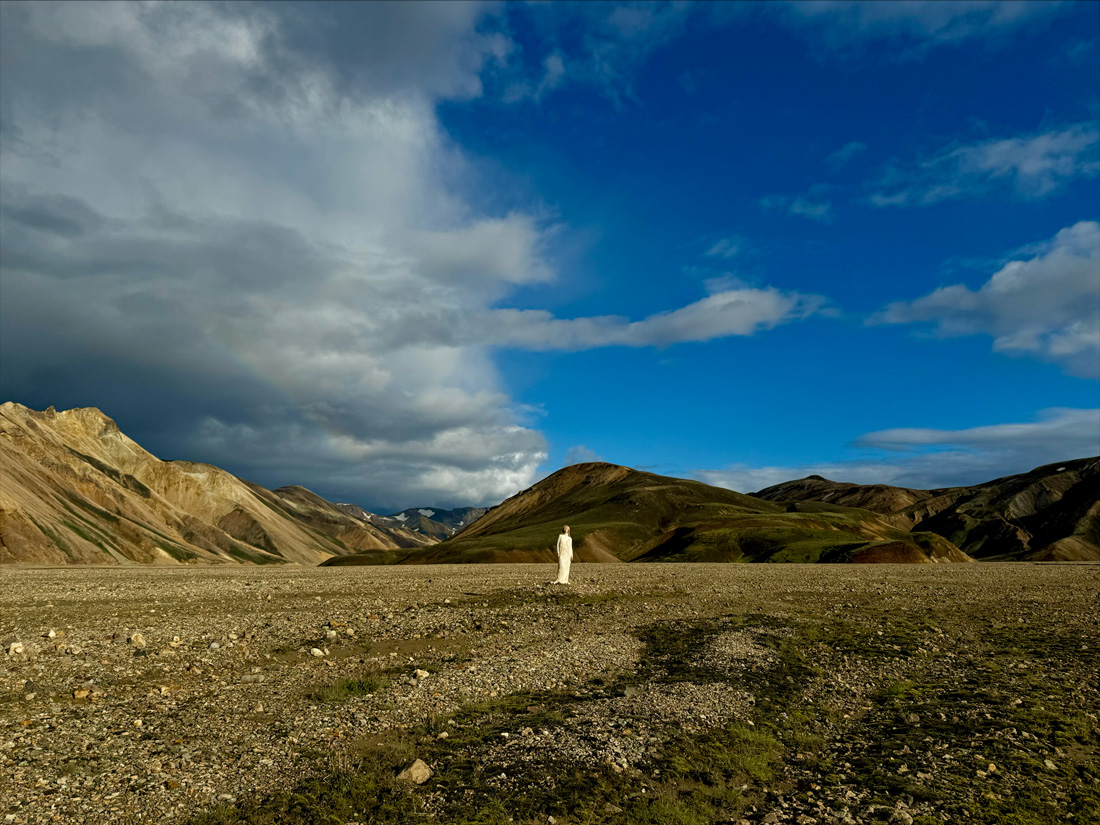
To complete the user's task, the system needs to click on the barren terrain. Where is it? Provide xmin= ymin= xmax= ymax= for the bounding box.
xmin=2 ymin=563 xmax=1097 ymax=825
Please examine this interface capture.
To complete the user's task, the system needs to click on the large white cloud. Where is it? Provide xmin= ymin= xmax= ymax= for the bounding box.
xmin=697 ymin=407 xmax=1100 ymax=493
xmin=0 ymin=1 xmax=821 ymax=509
xmin=870 ymin=222 xmax=1100 ymax=377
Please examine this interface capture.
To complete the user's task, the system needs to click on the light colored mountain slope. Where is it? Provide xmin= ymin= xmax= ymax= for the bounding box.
xmin=0 ymin=402 xmax=433 ymax=565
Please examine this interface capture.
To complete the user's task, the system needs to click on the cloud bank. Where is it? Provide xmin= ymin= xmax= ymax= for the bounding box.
xmin=871 ymin=221 xmax=1100 ymax=378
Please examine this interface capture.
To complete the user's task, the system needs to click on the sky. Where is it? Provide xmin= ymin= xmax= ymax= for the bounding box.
xmin=1 ymin=0 xmax=1098 ymax=511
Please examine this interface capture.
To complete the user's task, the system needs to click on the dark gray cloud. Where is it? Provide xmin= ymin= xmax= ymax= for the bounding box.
xmin=0 ymin=1 xmax=826 ymax=510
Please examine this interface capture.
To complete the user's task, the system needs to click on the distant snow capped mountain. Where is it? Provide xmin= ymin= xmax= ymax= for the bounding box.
xmin=381 ymin=506 xmax=489 ymax=540
xmin=330 ymin=502 xmax=489 ymax=539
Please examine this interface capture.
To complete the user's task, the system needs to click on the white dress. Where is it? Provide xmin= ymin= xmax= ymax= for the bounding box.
xmin=555 ymin=533 xmax=573 ymax=584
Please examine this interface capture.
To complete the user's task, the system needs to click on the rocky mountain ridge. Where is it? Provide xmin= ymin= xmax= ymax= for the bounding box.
xmin=363 ymin=506 xmax=489 ymax=540
xmin=0 ymin=403 xmax=433 ymax=565
xmin=753 ymin=456 xmax=1100 ymax=561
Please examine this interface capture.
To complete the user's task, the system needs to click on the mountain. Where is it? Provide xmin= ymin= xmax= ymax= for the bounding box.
xmin=377 ymin=506 xmax=488 ymax=539
xmin=331 ymin=503 xmax=487 ymax=540
xmin=0 ymin=403 xmax=434 ymax=565
xmin=753 ymin=456 xmax=1100 ymax=561
xmin=402 ymin=462 xmax=969 ymax=564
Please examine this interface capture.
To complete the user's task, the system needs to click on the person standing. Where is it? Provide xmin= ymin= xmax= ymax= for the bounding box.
xmin=554 ymin=525 xmax=573 ymax=584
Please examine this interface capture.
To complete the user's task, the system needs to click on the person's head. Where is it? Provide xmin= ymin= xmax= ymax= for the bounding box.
xmin=562 ymin=525 xmax=570 ymax=534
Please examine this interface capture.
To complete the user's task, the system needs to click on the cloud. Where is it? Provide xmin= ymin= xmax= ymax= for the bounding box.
xmin=869 ymin=125 xmax=1100 ymax=207
xmin=697 ymin=407 xmax=1100 ymax=493
xmin=563 ymin=445 xmax=603 ymax=466
xmin=0 ymin=1 xmax=822 ymax=510
xmin=471 ymin=287 xmax=826 ymax=351
xmin=855 ymin=407 xmax=1100 ymax=455
xmin=827 ymin=140 xmax=867 ymax=168
xmin=760 ymin=186 xmax=834 ymax=223
xmin=502 ymin=52 xmax=566 ymax=103
xmin=705 ymin=235 xmax=747 ymax=259
xmin=870 ymin=221 xmax=1100 ymax=377
xmin=498 ymin=2 xmax=693 ymax=105
xmin=771 ymin=0 xmax=1069 ymax=58
xmin=0 ymin=1 xmax=542 ymax=509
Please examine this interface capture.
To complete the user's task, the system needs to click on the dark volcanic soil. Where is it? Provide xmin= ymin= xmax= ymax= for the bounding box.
xmin=1 ymin=563 xmax=1097 ymax=825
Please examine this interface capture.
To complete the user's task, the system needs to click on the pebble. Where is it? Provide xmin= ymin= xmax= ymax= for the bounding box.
xmin=0 ymin=563 xmax=1094 ymax=825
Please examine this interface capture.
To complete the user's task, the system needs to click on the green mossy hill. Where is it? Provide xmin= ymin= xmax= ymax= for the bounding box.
xmin=754 ymin=456 xmax=1100 ymax=561
xmin=405 ymin=462 xmax=971 ymax=565
xmin=319 ymin=549 xmax=413 ymax=566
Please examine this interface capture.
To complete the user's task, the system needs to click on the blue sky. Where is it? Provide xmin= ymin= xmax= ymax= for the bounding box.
xmin=1 ymin=1 xmax=1098 ymax=509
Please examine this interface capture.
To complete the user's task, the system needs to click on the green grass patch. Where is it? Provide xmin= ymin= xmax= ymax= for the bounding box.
xmin=311 ymin=674 xmax=389 ymax=703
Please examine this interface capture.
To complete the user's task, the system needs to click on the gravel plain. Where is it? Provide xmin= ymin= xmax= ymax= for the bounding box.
xmin=1 ymin=562 xmax=1098 ymax=825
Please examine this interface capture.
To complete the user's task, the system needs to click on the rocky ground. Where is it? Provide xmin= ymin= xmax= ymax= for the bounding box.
xmin=1 ymin=563 xmax=1097 ymax=825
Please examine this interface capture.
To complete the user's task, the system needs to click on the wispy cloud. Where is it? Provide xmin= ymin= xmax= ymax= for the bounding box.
xmin=761 ymin=186 xmax=834 ymax=223
xmin=771 ymin=0 xmax=1069 ymax=59
xmin=563 ymin=445 xmax=603 ymax=466
xmin=869 ymin=125 xmax=1100 ymax=207
xmin=705 ymin=235 xmax=748 ymax=259
xmin=870 ymin=221 xmax=1100 ymax=377
xmin=697 ymin=407 xmax=1100 ymax=493
xmin=855 ymin=407 xmax=1100 ymax=455
xmin=467 ymin=286 xmax=827 ymax=351
xmin=827 ymin=140 xmax=867 ymax=168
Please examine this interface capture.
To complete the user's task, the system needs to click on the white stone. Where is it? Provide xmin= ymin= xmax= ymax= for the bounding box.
xmin=397 ymin=758 xmax=433 ymax=784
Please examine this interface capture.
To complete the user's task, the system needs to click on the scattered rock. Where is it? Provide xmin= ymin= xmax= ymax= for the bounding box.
xmin=397 ymin=758 xmax=433 ymax=784
xmin=128 ymin=633 xmax=146 ymax=648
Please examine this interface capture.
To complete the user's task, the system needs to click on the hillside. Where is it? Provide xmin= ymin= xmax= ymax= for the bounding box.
xmin=753 ymin=456 xmax=1100 ymax=561
xmin=0 ymin=403 xmax=433 ymax=565
xmin=403 ymin=462 xmax=969 ymax=564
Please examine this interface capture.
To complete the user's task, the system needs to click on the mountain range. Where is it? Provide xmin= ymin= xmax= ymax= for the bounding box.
xmin=2 ymin=403 xmax=1096 ymax=565
xmin=399 ymin=461 xmax=970 ymax=565
xmin=0 ymin=403 xmax=433 ymax=565
xmin=753 ymin=456 xmax=1100 ymax=561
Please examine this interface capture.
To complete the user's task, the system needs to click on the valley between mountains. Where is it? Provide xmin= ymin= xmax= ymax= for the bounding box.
xmin=1 ymin=402 xmax=1097 ymax=566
